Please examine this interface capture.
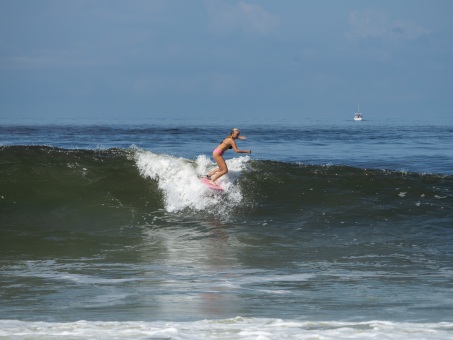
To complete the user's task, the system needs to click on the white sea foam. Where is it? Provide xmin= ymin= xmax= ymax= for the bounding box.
xmin=134 ymin=150 xmax=250 ymax=212
xmin=1 ymin=318 xmax=452 ymax=339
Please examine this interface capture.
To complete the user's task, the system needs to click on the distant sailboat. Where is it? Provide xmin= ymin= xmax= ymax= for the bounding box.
xmin=354 ymin=101 xmax=363 ymax=121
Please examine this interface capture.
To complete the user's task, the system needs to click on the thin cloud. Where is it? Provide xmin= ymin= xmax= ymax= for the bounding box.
xmin=347 ymin=9 xmax=431 ymax=42
xmin=4 ymin=47 xmax=102 ymax=70
xmin=206 ymin=0 xmax=279 ymax=35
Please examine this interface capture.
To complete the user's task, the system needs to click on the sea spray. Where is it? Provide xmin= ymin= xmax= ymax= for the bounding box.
xmin=134 ymin=149 xmax=250 ymax=213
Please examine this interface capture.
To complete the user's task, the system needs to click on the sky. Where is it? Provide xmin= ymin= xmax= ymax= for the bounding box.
xmin=1 ymin=0 xmax=452 ymax=124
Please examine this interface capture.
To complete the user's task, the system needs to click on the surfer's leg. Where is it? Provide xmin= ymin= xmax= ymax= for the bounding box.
xmin=210 ymin=155 xmax=228 ymax=184
xmin=207 ymin=149 xmax=223 ymax=178
xmin=207 ymin=168 xmax=219 ymax=178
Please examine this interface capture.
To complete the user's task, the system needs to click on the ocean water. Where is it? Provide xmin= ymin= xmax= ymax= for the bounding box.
xmin=1 ymin=120 xmax=452 ymax=339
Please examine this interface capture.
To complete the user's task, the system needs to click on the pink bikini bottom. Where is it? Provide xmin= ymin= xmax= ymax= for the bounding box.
xmin=213 ymin=148 xmax=224 ymax=156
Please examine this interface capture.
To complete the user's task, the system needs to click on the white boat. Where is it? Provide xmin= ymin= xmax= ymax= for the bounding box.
xmin=353 ymin=102 xmax=363 ymax=121
xmin=354 ymin=113 xmax=363 ymax=121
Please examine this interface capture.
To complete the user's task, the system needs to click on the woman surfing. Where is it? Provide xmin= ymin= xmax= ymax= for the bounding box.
xmin=206 ymin=128 xmax=251 ymax=186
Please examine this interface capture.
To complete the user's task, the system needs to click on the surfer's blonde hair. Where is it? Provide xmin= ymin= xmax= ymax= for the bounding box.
xmin=230 ymin=128 xmax=240 ymax=135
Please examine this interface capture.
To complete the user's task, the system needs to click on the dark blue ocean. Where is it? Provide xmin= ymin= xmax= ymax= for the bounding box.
xmin=1 ymin=119 xmax=452 ymax=339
